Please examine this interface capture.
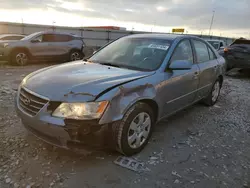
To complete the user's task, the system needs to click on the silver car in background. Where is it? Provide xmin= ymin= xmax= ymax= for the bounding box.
xmin=207 ymin=39 xmax=226 ymax=51
xmin=0 ymin=31 xmax=85 ymax=65
xmin=0 ymin=34 xmax=25 ymax=41
xmin=15 ymin=34 xmax=226 ymax=156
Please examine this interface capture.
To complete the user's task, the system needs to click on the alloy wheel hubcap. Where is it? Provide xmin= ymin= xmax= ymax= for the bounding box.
xmin=212 ymin=81 xmax=220 ymax=102
xmin=127 ymin=112 xmax=151 ymax=149
xmin=16 ymin=53 xmax=28 ymax=65
xmin=71 ymin=52 xmax=80 ymax=61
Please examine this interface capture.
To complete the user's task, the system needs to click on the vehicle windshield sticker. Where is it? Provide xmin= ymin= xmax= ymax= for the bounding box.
xmin=148 ymin=44 xmax=169 ymax=50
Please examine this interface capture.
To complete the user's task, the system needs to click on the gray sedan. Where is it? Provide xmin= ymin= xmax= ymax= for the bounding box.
xmin=15 ymin=34 xmax=226 ymax=156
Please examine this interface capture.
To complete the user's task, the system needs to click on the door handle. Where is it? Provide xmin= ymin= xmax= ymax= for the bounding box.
xmin=193 ymin=72 xmax=199 ymax=79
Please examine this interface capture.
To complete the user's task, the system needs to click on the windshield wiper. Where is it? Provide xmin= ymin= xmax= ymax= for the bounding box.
xmin=100 ymin=62 xmax=120 ymax=68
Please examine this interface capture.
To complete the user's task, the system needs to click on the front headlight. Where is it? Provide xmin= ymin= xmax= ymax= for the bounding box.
xmin=52 ymin=101 xmax=109 ymax=120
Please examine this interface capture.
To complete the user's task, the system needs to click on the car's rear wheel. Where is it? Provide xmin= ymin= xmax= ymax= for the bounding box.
xmin=69 ymin=50 xmax=82 ymax=61
xmin=203 ymin=79 xmax=221 ymax=106
xmin=11 ymin=50 xmax=29 ymax=66
xmin=112 ymin=102 xmax=154 ymax=156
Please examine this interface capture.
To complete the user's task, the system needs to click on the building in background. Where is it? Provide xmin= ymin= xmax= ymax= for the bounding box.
xmin=0 ymin=21 xmax=234 ymax=48
xmin=83 ymin=26 xmax=126 ymax=31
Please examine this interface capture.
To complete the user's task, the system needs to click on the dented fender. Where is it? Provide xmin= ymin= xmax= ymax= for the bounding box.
xmin=97 ymin=77 xmax=157 ymax=125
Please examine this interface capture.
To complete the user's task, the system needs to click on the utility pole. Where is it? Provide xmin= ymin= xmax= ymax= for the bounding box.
xmin=21 ymin=18 xmax=24 ymax=35
xmin=209 ymin=10 xmax=215 ymax=36
xmin=52 ymin=21 xmax=56 ymax=31
xmin=151 ymin=20 xmax=156 ymax=33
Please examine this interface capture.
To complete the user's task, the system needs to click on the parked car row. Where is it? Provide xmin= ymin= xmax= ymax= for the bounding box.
xmin=0 ymin=34 xmax=26 ymax=41
xmin=15 ymin=34 xmax=226 ymax=155
xmin=0 ymin=31 xmax=86 ymax=65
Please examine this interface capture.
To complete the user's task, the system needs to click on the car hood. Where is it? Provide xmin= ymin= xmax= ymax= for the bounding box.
xmin=23 ymin=61 xmax=154 ymax=101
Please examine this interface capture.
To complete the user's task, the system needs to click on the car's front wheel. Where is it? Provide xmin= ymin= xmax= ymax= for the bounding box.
xmin=112 ymin=102 xmax=154 ymax=156
xmin=69 ymin=50 xmax=82 ymax=61
xmin=11 ymin=50 xmax=29 ymax=66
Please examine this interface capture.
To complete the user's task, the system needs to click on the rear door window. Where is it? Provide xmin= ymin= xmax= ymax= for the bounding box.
xmin=193 ymin=40 xmax=210 ymax=63
xmin=42 ymin=34 xmax=56 ymax=42
xmin=54 ymin=34 xmax=73 ymax=42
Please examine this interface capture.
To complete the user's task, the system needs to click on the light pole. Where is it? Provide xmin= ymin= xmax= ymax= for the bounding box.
xmin=52 ymin=21 xmax=56 ymax=31
xmin=21 ymin=18 xmax=24 ymax=34
xmin=151 ymin=20 xmax=156 ymax=33
xmin=209 ymin=10 xmax=215 ymax=36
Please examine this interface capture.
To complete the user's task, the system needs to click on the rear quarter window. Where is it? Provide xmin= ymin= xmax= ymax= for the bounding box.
xmin=207 ymin=46 xmax=217 ymax=60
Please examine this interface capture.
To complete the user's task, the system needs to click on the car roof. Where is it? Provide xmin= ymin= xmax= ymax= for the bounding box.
xmin=206 ymin=39 xmax=224 ymax=42
xmin=231 ymin=39 xmax=250 ymax=45
xmin=35 ymin=31 xmax=79 ymax=37
xmin=125 ymin=33 xmax=200 ymax=41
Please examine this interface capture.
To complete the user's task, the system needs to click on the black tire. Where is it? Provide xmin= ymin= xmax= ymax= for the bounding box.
xmin=11 ymin=50 xmax=29 ymax=66
xmin=202 ymin=79 xmax=221 ymax=106
xmin=69 ymin=50 xmax=83 ymax=62
xmin=111 ymin=102 xmax=155 ymax=156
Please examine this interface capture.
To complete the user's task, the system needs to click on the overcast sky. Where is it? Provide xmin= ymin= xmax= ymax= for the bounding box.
xmin=0 ymin=0 xmax=249 ymax=37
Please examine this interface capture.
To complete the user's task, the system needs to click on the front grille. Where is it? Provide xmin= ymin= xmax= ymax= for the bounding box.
xmin=19 ymin=88 xmax=48 ymax=116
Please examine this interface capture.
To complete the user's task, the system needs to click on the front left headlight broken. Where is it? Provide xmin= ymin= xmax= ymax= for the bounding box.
xmin=52 ymin=101 xmax=109 ymax=120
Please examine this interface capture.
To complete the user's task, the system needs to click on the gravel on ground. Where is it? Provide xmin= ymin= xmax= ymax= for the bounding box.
xmin=0 ymin=64 xmax=250 ymax=188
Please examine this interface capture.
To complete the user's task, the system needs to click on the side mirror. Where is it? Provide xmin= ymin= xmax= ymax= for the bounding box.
xmin=169 ymin=60 xmax=192 ymax=70
xmin=31 ymin=39 xmax=40 ymax=43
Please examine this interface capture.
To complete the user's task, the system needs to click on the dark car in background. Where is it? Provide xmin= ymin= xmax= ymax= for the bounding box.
xmin=15 ymin=34 xmax=226 ymax=156
xmin=219 ymin=39 xmax=250 ymax=70
xmin=0 ymin=34 xmax=25 ymax=41
xmin=0 ymin=31 xmax=85 ymax=65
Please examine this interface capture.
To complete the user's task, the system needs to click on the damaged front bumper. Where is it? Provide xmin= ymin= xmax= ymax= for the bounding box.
xmin=15 ymin=89 xmax=114 ymax=151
